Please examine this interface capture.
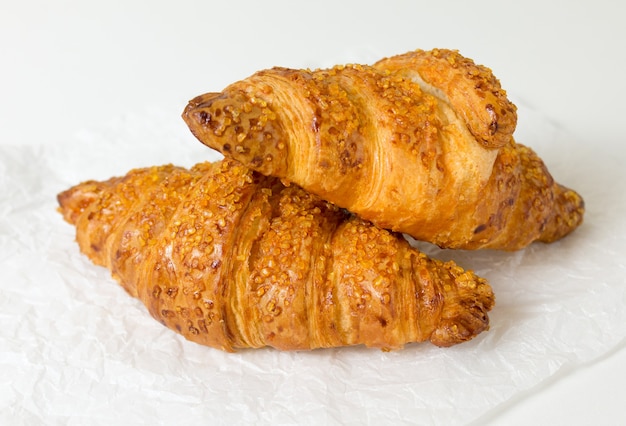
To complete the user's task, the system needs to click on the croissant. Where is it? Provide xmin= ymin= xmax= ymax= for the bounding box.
xmin=57 ymin=159 xmax=494 ymax=351
xmin=182 ymin=48 xmax=584 ymax=250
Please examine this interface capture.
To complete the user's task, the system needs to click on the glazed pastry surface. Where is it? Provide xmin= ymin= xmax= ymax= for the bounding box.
xmin=58 ymin=159 xmax=494 ymax=351
xmin=183 ymin=49 xmax=584 ymax=250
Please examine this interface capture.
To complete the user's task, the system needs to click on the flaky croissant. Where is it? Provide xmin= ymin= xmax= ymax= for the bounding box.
xmin=182 ymin=48 xmax=584 ymax=250
xmin=57 ymin=159 xmax=494 ymax=351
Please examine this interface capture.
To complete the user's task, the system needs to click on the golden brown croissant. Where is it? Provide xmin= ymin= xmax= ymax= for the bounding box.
xmin=182 ymin=48 xmax=584 ymax=250
xmin=57 ymin=159 xmax=494 ymax=351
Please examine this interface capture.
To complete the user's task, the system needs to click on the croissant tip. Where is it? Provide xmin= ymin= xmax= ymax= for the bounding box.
xmin=181 ymin=92 xmax=224 ymax=135
xmin=57 ymin=187 xmax=79 ymax=224
xmin=429 ymin=301 xmax=493 ymax=347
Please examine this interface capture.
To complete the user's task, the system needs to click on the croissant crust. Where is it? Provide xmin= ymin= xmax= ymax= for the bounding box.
xmin=183 ymin=48 xmax=584 ymax=250
xmin=57 ymin=159 xmax=494 ymax=351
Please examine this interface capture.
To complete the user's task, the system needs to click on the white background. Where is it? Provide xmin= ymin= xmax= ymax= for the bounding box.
xmin=1 ymin=1 xmax=625 ymax=424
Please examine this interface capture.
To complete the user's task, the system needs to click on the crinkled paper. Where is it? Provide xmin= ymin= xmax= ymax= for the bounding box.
xmin=1 ymin=102 xmax=625 ymax=425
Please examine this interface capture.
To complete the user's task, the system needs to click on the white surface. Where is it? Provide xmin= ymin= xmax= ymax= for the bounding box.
xmin=1 ymin=1 xmax=625 ymax=425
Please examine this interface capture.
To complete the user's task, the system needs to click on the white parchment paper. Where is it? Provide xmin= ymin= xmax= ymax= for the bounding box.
xmin=1 ymin=101 xmax=625 ymax=425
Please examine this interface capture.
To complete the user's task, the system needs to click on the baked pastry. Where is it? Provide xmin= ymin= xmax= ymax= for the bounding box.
xmin=182 ymin=48 xmax=584 ymax=250
xmin=57 ymin=159 xmax=494 ymax=351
